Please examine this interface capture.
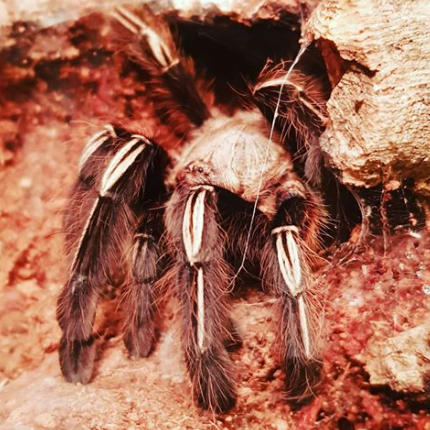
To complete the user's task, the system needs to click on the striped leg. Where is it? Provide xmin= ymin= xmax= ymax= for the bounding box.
xmin=252 ymin=62 xmax=328 ymax=155
xmin=113 ymin=7 xmax=210 ymax=136
xmin=165 ymin=185 xmax=236 ymax=412
xmin=263 ymin=190 xmax=325 ymax=403
xmin=122 ymin=208 xmax=164 ymax=359
xmin=57 ymin=126 xmax=167 ymax=384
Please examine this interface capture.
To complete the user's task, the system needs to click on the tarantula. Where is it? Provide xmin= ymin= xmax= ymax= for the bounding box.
xmin=57 ymin=7 xmax=330 ymax=412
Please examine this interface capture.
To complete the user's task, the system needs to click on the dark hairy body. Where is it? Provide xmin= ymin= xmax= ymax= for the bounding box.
xmin=57 ymin=6 xmax=330 ymax=413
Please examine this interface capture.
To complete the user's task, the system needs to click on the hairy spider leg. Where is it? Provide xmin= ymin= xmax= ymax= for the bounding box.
xmin=57 ymin=126 xmax=168 ymax=383
xmin=122 ymin=203 xmax=166 ymax=359
xmin=165 ymin=185 xmax=237 ymax=413
xmin=253 ymin=63 xmax=361 ymax=241
xmin=262 ymin=184 xmax=325 ymax=404
xmin=253 ymin=63 xmax=327 ymax=154
xmin=113 ymin=6 xmax=211 ymax=137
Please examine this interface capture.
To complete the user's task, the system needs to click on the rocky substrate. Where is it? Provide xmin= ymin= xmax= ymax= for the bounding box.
xmin=1 ymin=12 xmax=430 ymax=430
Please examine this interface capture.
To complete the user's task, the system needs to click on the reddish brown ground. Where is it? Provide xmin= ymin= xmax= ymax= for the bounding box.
xmin=1 ymin=15 xmax=430 ymax=430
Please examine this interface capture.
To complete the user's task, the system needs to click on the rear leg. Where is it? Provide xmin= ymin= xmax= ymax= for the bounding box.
xmin=113 ymin=6 xmax=211 ymax=137
xmin=252 ymin=61 xmax=328 ymax=169
xmin=122 ymin=206 xmax=165 ymax=359
xmin=57 ymin=126 xmax=168 ymax=383
xmin=263 ymin=183 xmax=326 ymax=403
xmin=165 ymin=185 xmax=237 ymax=412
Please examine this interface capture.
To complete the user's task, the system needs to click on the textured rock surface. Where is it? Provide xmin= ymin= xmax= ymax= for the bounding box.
xmin=360 ymin=323 xmax=430 ymax=392
xmin=0 ymin=0 xmax=319 ymax=30
xmin=1 ymin=2 xmax=430 ymax=429
xmin=1 ymin=109 xmax=430 ymax=427
xmin=306 ymin=0 xmax=430 ymax=192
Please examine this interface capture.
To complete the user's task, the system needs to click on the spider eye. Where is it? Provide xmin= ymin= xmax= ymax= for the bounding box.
xmin=197 ymin=167 xmax=204 ymax=173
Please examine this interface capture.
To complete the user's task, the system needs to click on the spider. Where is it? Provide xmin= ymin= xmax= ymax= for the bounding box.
xmin=56 ymin=7 xmax=331 ymax=413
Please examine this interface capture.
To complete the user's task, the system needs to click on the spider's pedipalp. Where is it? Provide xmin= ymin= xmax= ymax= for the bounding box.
xmin=182 ymin=185 xmax=215 ymax=352
xmin=165 ymin=185 xmax=237 ymax=413
xmin=57 ymin=127 xmax=168 ymax=384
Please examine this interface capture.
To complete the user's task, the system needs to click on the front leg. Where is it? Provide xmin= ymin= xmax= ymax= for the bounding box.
xmin=57 ymin=126 xmax=168 ymax=384
xmin=263 ymin=188 xmax=325 ymax=403
xmin=166 ymin=185 xmax=237 ymax=412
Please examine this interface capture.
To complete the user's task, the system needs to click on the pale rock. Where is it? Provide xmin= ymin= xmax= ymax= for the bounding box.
xmin=358 ymin=323 xmax=430 ymax=392
xmin=306 ymin=0 xmax=430 ymax=192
